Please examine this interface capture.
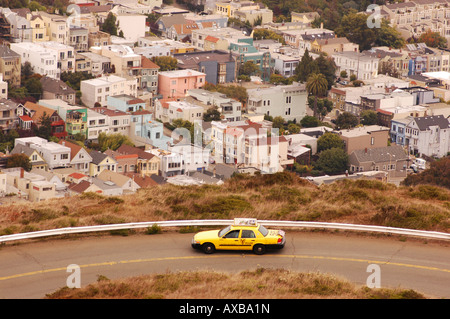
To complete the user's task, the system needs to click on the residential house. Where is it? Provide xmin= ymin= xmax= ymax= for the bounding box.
xmin=30 ymin=168 xmax=67 ymax=193
xmin=188 ymin=89 xmax=242 ymax=122
xmin=244 ymin=135 xmax=293 ymax=173
xmin=80 ymin=74 xmax=138 ymax=107
xmin=406 ymin=115 xmax=450 ymax=158
xmin=40 ymin=76 xmax=77 ymax=105
xmin=154 ymin=99 xmax=204 ymax=124
xmin=97 ymin=169 xmax=140 ymax=193
xmin=214 ymin=0 xmax=272 ymax=25
xmin=336 ymin=125 xmax=390 ymax=155
xmin=158 ymin=69 xmax=206 ymax=99
xmin=291 ymin=12 xmax=320 ymax=24
xmin=129 ymin=109 xmax=172 ymax=150
xmin=10 ymin=42 xmax=59 ymax=79
xmin=191 ymin=26 xmax=251 ymax=52
xmin=104 ymin=148 xmax=138 ymax=174
xmin=68 ymin=26 xmax=89 ymax=53
xmin=91 ymin=107 xmax=131 ymax=135
xmin=3 ymin=167 xmax=56 ymax=202
xmin=107 ymin=94 xmax=146 ymax=113
xmin=332 ymin=51 xmax=379 ymax=81
xmin=2 ymin=7 xmax=32 ymax=43
xmin=175 ymin=50 xmax=236 ymax=85
xmin=136 ymin=36 xmax=196 ymax=55
xmin=88 ymin=30 xmax=111 ymax=48
xmin=22 ymin=101 xmax=68 ymax=139
xmin=10 ymin=143 xmax=48 ymax=170
xmin=168 ymin=143 xmax=210 ymax=173
xmin=76 ymin=51 xmax=111 ymax=76
xmin=0 ymin=45 xmax=21 ymax=87
xmin=69 ymin=177 xmax=123 ymax=196
xmin=349 ymin=145 xmax=409 ymax=179
xmin=115 ymin=144 xmax=160 ymax=177
xmin=0 ymin=98 xmax=22 ymax=133
xmin=26 ymin=12 xmax=49 ymax=43
xmin=149 ymin=148 xmax=184 ymax=178
xmin=311 ymin=37 xmax=359 ymax=57
xmin=166 ymin=21 xmax=215 ymax=42
xmin=247 ymin=83 xmax=308 ymax=122
xmin=14 ymin=136 xmax=71 ymax=169
xmin=58 ymin=140 xmax=92 ymax=174
xmin=140 ymin=56 xmax=160 ymax=94
xmin=282 ymin=28 xmax=335 ymax=52
xmin=88 ymin=150 xmax=118 ymax=177
xmin=110 ymin=9 xmax=146 ymax=43
xmin=229 ymin=38 xmax=272 ymax=82
xmin=38 ymin=99 xmax=88 ymax=138
xmin=86 ymin=108 xmax=109 ymax=142
xmin=38 ymin=11 xmax=69 ymax=44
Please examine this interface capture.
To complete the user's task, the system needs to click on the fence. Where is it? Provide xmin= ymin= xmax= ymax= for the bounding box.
xmin=0 ymin=220 xmax=449 ymax=243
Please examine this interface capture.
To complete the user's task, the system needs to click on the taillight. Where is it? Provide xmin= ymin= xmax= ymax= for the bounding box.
xmin=277 ymin=237 xmax=282 ymax=243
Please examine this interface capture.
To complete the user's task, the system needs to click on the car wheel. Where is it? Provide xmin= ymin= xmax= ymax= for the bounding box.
xmin=253 ymin=244 xmax=266 ymax=255
xmin=202 ymin=243 xmax=215 ymax=254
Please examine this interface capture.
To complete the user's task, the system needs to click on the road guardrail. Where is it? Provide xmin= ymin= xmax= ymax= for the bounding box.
xmin=0 ymin=219 xmax=449 ymax=243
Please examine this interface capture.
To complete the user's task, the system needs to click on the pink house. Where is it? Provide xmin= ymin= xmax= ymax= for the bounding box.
xmin=158 ymin=69 xmax=206 ymax=99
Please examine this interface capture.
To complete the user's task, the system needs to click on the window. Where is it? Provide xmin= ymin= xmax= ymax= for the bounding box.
xmin=241 ymin=230 xmax=256 ymax=238
xmin=223 ymin=230 xmax=240 ymax=238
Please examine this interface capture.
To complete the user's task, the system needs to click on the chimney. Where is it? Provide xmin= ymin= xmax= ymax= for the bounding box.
xmin=20 ymin=167 xmax=24 ymax=178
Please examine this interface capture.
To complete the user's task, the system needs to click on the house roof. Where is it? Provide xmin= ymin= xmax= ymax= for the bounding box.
xmin=97 ymin=169 xmax=134 ymax=188
xmin=23 ymin=101 xmax=57 ymax=123
xmin=116 ymin=144 xmax=155 ymax=160
xmin=11 ymin=143 xmax=36 ymax=157
xmin=68 ymin=180 xmax=92 ymax=193
xmin=413 ymin=115 xmax=450 ymax=131
xmin=69 ymin=172 xmax=87 ymax=180
xmin=141 ymin=56 xmax=160 ymax=69
xmin=89 ymin=150 xmax=113 ymax=165
xmin=123 ymin=172 xmax=160 ymax=188
xmin=351 ymin=145 xmax=408 ymax=164
xmin=58 ymin=140 xmax=86 ymax=161
xmin=40 ymin=76 xmax=76 ymax=95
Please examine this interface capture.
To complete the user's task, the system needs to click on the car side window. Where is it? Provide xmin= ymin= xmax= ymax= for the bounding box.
xmin=241 ymin=230 xmax=256 ymax=238
xmin=223 ymin=230 xmax=240 ymax=238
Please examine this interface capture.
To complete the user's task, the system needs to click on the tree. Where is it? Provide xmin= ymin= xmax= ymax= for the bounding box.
xmin=34 ymin=112 xmax=52 ymax=140
xmin=335 ymin=112 xmax=359 ymax=130
xmin=271 ymin=116 xmax=285 ymax=129
xmin=306 ymin=73 xmax=328 ymax=118
xmin=317 ymin=132 xmax=345 ymax=153
xmin=294 ymin=49 xmax=319 ymax=82
xmin=151 ymin=56 xmax=178 ymax=71
xmin=307 ymin=96 xmax=333 ymax=121
xmin=203 ymin=106 xmax=221 ymax=122
xmin=418 ymin=29 xmax=447 ymax=48
xmin=300 ymin=115 xmax=321 ymax=128
xmin=360 ymin=110 xmax=378 ymax=126
xmin=314 ymin=53 xmax=337 ymax=89
xmin=239 ymin=61 xmax=260 ymax=77
xmin=314 ymin=147 xmax=349 ymax=175
xmin=335 ymin=10 xmax=377 ymax=51
xmin=101 ymin=12 xmax=118 ymax=36
xmin=287 ymin=123 xmax=301 ymax=134
xmin=98 ymin=132 xmax=134 ymax=152
xmin=7 ymin=153 xmax=32 ymax=172
xmin=24 ymin=77 xmax=42 ymax=100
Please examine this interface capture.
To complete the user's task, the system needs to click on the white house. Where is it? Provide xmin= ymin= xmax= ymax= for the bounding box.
xmin=155 ymin=99 xmax=204 ymax=124
xmin=80 ymin=74 xmax=138 ymax=107
xmin=332 ymin=51 xmax=379 ymax=81
xmin=406 ymin=115 xmax=450 ymax=158
xmin=14 ymin=136 xmax=71 ymax=169
xmin=10 ymin=42 xmax=58 ymax=78
xmin=86 ymin=108 xmax=110 ymax=142
xmin=247 ymin=83 xmax=308 ymax=122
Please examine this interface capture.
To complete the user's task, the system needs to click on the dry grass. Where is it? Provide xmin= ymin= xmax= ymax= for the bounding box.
xmin=1 ymin=172 xmax=449 ymax=236
xmin=45 ymin=268 xmax=427 ymax=299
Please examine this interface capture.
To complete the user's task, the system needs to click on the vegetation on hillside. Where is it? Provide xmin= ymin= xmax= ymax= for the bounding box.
xmin=402 ymin=156 xmax=450 ymax=189
xmin=46 ymin=268 xmax=426 ymax=299
xmin=0 ymin=172 xmax=448 ymax=237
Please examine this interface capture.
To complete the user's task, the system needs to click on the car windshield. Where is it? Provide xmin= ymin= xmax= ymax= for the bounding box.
xmin=258 ymin=225 xmax=269 ymax=237
xmin=218 ymin=226 xmax=231 ymax=237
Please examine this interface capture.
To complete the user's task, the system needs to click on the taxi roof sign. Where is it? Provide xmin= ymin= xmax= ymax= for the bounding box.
xmin=233 ymin=218 xmax=258 ymax=226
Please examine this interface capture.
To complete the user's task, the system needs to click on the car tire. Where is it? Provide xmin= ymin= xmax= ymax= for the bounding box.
xmin=202 ymin=243 xmax=215 ymax=254
xmin=253 ymin=244 xmax=266 ymax=255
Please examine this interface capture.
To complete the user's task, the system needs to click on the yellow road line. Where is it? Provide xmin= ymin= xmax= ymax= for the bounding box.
xmin=1 ymin=254 xmax=449 ymax=281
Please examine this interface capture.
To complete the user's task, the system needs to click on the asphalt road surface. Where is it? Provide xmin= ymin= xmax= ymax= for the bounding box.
xmin=0 ymin=231 xmax=449 ymax=299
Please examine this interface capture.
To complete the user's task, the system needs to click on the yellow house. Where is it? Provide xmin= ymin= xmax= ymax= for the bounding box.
xmin=88 ymin=150 xmax=118 ymax=177
xmin=291 ymin=12 xmax=320 ymax=24
xmin=28 ymin=13 xmax=49 ymax=42
xmin=215 ymin=3 xmax=232 ymax=17
xmin=116 ymin=144 xmax=161 ymax=177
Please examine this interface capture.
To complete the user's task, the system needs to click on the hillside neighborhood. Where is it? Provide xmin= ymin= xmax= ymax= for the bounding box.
xmin=0 ymin=0 xmax=448 ymax=202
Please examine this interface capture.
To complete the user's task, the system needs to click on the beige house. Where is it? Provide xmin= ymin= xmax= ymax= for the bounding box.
xmin=97 ymin=169 xmax=140 ymax=193
xmin=337 ymin=125 xmax=390 ymax=155
xmin=116 ymin=144 xmax=160 ymax=177
xmin=0 ymin=45 xmax=21 ymax=87
xmin=27 ymin=13 xmax=49 ymax=43
xmin=3 ymin=167 xmax=56 ymax=202
xmin=291 ymin=12 xmax=320 ymax=24
xmin=311 ymin=37 xmax=359 ymax=57
xmin=244 ymin=135 xmax=293 ymax=173
xmin=10 ymin=143 xmax=48 ymax=171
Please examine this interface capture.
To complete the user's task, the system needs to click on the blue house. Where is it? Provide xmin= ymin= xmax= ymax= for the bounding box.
xmin=107 ymin=95 xmax=146 ymax=113
xmin=390 ymin=117 xmax=413 ymax=146
xmin=132 ymin=110 xmax=172 ymax=150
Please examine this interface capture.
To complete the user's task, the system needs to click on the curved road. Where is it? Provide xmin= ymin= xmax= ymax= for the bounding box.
xmin=0 ymin=231 xmax=449 ymax=298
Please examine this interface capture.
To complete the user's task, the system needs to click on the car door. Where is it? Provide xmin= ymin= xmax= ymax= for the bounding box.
xmin=218 ymin=229 xmax=241 ymax=250
xmin=240 ymin=229 xmax=256 ymax=250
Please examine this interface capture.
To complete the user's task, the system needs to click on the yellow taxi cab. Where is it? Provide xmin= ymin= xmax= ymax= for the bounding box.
xmin=191 ymin=218 xmax=286 ymax=255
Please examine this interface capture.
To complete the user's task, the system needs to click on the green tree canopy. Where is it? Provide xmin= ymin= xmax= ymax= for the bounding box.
xmin=307 ymin=96 xmax=333 ymax=121
xmin=7 ymin=153 xmax=32 ymax=172
xmin=314 ymin=147 xmax=349 ymax=175
xmin=101 ymin=12 xmax=118 ymax=36
xmin=360 ymin=110 xmax=378 ymax=126
xmin=294 ymin=49 xmax=319 ymax=83
xmin=335 ymin=112 xmax=359 ymax=130
xmin=203 ymin=106 xmax=221 ymax=122
xmin=151 ymin=56 xmax=178 ymax=71
xmin=317 ymin=132 xmax=345 ymax=153
xmin=98 ymin=132 xmax=134 ymax=152
xmin=418 ymin=30 xmax=447 ymax=48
